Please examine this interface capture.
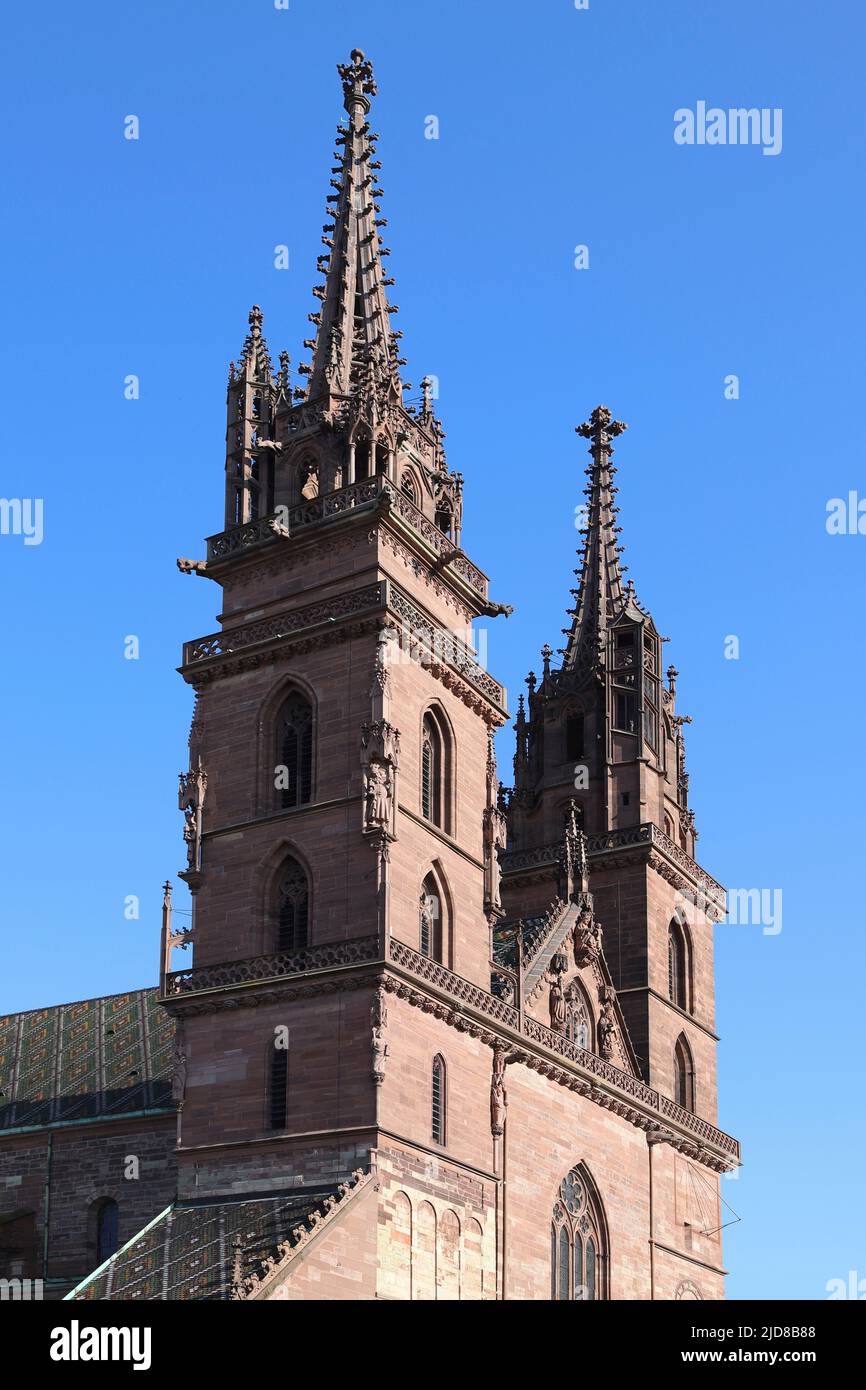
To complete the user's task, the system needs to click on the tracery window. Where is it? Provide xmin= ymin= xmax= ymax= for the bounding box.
xmin=400 ymin=470 xmax=418 ymax=505
xmin=275 ymin=856 xmax=309 ymax=953
xmin=277 ymin=692 xmax=313 ymax=809
xmin=550 ymin=1165 xmax=607 ymax=1300
xmin=419 ymin=874 xmax=443 ymax=962
xmin=565 ymin=983 xmax=593 ymax=1052
xmin=421 ymin=713 xmax=443 ymax=826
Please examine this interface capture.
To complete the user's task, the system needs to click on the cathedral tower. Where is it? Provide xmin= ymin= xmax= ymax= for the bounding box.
xmin=152 ymin=50 xmax=739 ymax=1301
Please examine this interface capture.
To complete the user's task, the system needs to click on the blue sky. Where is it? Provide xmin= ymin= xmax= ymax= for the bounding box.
xmin=1 ymin=1 xmax=863 ymax=1300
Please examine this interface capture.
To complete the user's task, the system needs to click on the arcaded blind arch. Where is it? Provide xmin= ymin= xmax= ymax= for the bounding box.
xmin=274 ymin=856 xmax=309 ymax=952
xmin=277 ymin=691 xmax=313 ymax=809
xmin=674 ymin=1033 xmax=696 ymax=1113
xmin=551 ymin=1165 xmax=608 ymax=1300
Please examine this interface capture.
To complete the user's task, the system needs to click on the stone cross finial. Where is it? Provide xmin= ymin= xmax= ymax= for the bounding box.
xmin=421 ymin=375 xmax=434 ymax=416
xmin=575 ymin=404 xmax=628 ymax=453
xmin=541 ymin=644 xmax=552 ymax=676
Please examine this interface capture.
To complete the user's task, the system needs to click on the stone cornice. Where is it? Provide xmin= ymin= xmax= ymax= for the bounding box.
xmin=179 ymin=576 xmax=507 ymax=722
xmin=502 ymin=823 xmax=726 ymax=920
xmin=160 ymin=937 xmax=739 ymax=1169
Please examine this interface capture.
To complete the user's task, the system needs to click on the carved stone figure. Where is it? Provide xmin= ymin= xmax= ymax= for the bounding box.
xmin=573 ymin=901 xmax=603 ymax=966
xmin=548 ymin=959 xmax=568 ymax=1033
xmin=364 ymin=759 xmax=392 ymax=827
xmin=490 ymin=1045 xmax=508 ymax=1136
xmin=598 ymin=996 xmax=616 ymax=1061
xmin=371 ymin=986 xmax=389 ymax=1085
xmin=171 ymin=1039 xmax=187 ymax=1104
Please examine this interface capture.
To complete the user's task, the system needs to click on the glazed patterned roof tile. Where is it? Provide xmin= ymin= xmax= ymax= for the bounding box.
xmin=0 ymin=987 xmax=174 ymax=1130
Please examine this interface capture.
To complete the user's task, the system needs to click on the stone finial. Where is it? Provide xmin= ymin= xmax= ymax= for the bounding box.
xmin=338 ymin=48 xmax=377 ymax=112
xmin=575 ymin=404 xmax=628 ymax=453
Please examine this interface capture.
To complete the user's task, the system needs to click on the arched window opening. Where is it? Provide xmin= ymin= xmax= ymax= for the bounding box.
xmin=299 ymin=455 xmax=319 ymax=501
xmin=419 ymin=875 xmax=443 ymax=962
xmin=277 ymin=692 xmax=313 ymax=809
xmin=565 ymin=983 xmax=593 ymax=1052
xmin=375 ymin=441 xmax=390 ymax=475
xmin=566 ymin=713 xmax=585 ymax=761
xmin=269 ymin=1043 xmax=289 ymax=1130
xmin=252 ymin=393 xmax=262 ymax=419
xmin=435 ymin=499 xmax=453 ymax=536
xmin=431 ymin=1055 xmax=446 ymax=1145
xmin=551 ymin=1165 xmax=608 ymax=1300
xmin=664 ymin=812 xmax=675 ymax=839
xmin=400 ymin=470 xmax=418 ymax=505
xmin=355 ymin=438 xmax=371 ymax=481
xmin=96 ymin=1199 xmax=119 ymax=1265
xmin=668 ymin=919 xmax=688 ymax=1011
xmin=674 ymin=1034 xmax=695 ymax=1113
xmin=275 ymin=856 xmax=309 ymax=953
xmin=421 ymin=714 xmax=443 ymax=827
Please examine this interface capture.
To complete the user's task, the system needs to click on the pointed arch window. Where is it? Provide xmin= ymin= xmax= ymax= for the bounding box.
xmin=674 ymin=1034 xmax=695 ymax=1113
xmin=96 ymin=1199 xmax=119 ymax=1265
xmin=277 ymin=692 xmax=313 ymax=809
xmin=421 ymin=709 xmax=451 ymax=831
xmin=668 ymin=918 xmax=689 ymax=1011
xmin=431 ymin=1055 xmax=446 ymax=1145
xmin=420 ymin=875 xmax=443 ymax=962
xmin=275 ymin=857 xmax=309 ymax=953
xmin=551 ymin=1165 xmax=608 ymax=1300
xmin=400 ymin=470 xmax=418 ymax=505
xmin=565 ymin=982 xmax=593 ymax=1052
xmin=435 ymin=499 xmax=453 ymax=537
xmin=354 ymin=437 xmax=371 ymax=481
xmin=421 ymin=714 xmax=442 ymax=827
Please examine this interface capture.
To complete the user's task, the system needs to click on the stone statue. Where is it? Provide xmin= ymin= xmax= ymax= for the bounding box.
xmin=171 ymin=1040 xmax=187 ymax=1103
xmin=549 ymin=973 xmax=567 ymax=1033
xmin=365 ymin=760 xmax=392 ymax=827
xmin=490 ymin=1045 xmax=508 ymax=1136
xmin=598 ymin=997 xmax=616 ymax=1061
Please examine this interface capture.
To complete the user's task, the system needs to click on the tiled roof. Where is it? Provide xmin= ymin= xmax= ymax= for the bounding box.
xmin=68 ymin=1189 xmax=342 ymax=1301
xmin=0 ymin=988 xmax=174 ymax=1130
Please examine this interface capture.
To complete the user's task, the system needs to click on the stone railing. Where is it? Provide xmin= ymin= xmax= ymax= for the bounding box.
xmin=501 ymin=824 xmax=725 ymax=913
xmin=182 ymin=583 xmax=385 ymax=666
xmin=522 ymin=1016 xmax=660 ymax=1108
xmin=388 ymin=945 xmax=738 ymax=1163
xmin=389 ymin=939 xmax=521 ymax=1029
xmin=386 ymin=487 xmax=488 ymax=597
xmin=204 ymin=478 xmax=489 ymax=601
xmin=206 ymin=479 xmax=383 ymax=561
xmin=163 ymin=935 xmax=381 ymax=997
xmin=659 ymin=1095 xmax=740 ymax=1158
xmin=388 ymin=587 xmax=505 ymax=707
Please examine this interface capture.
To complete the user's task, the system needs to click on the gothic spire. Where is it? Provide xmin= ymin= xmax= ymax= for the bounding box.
xmin=300 ymin=49 xmax=404 ymax=405
xmin=561 ymin=405 xmax=632 ymax=677
xmin=231 ymin=304 xmax=275 ymax=387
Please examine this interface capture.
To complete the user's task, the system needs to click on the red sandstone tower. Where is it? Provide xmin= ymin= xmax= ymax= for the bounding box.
xmin=43 ymin=48 xmax=738 ymax=1301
